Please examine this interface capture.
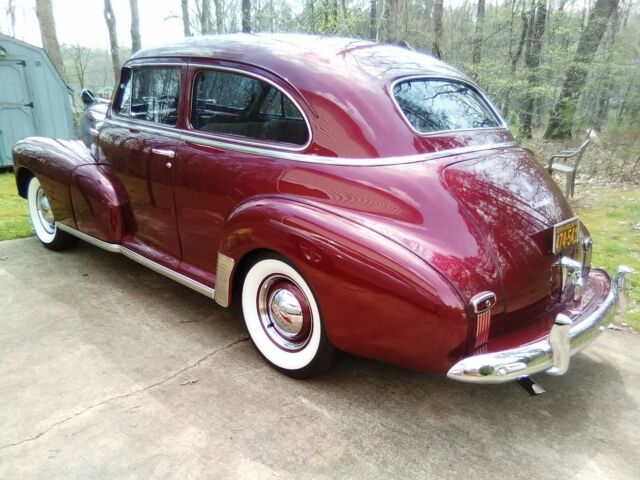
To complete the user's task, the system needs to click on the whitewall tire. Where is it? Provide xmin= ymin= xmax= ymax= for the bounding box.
xmin=27 ymin=176 xmax=77 ymax=251
xmin=241 ymin=256 xmax=337 ymax=378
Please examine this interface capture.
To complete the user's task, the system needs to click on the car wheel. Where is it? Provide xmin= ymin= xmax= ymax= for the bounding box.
xmin=27 ymin=176 xmax=77 ymax=251
xmin=241 ymin=256 xmax=337 ymax=378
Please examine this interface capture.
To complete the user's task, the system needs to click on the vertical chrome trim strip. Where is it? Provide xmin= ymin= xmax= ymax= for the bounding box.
xmin=56 ymin=223 xmax=215 ymax=299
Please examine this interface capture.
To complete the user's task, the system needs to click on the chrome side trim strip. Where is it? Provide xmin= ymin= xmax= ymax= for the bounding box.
xmin=104 ymin=116 xmax=517 ymax=165
xmin=104 ymin=118 xmax=183 ymax=140
xmin=56 ymin=223 xmax=215 ymax=299
xmin=179 ymin=135 xmax=518 ymax=167
xmin=57 ymin=223 xmax=121 ymax=252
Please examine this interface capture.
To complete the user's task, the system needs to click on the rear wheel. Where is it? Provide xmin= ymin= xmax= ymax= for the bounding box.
xmin=241 ymin=256 xmax=337 ymax=378
xmin=27 ymin=176 xmax=77 ymax=251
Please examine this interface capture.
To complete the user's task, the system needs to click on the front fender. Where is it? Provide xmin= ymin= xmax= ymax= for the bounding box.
xmin=219 ymin=197 xmax=469 ymax=373
xmin=13 ymin=137 xmax=98 ymax=226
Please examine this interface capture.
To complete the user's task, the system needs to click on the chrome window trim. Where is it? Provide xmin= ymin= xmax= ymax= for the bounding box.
xmin=389 ymin=75 xmax=508 ymax=136
xmin=187 ymin=64 xmax=313 ymax=152
xmin=56 ymin=223 xmax=215 ymax=299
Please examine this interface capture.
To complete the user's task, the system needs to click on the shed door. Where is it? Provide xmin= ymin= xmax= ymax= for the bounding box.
xmin=0 ymin=60 xmax=36 ymax=166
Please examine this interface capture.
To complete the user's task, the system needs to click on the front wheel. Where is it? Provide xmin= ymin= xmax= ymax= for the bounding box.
xmin=27 ymin=176 xmax=77 ymax=251
xmin=241 ymin=256 xmax=337 ymax=378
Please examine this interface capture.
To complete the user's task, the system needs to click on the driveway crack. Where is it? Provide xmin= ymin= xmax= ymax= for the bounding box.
xmin=0 ymin=336 xmax=249 ymax=450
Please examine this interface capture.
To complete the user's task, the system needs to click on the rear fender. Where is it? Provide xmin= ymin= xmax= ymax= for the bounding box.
xmin=218 ymin=197 xmax=469 ymax=373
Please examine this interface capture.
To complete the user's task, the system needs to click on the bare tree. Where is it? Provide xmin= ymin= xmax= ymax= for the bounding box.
xmin=369 ymin=0 xmax=377 ymax=40
xmin=201 ymin=0 xmax=212 ymax=34
xmin=545 ymin=0 xmax=620 ymax=138
xmin=5 ymin=0 xmax=16 ymax=37
xmin=181 ymin=0 xmax=192 ymax=36
xmin=213 ymin=0 xmax=224 ymax=33
xmin=472 ymin=0 xmax=485 ymax=66
xmin=242 ymin=0 xmax=251 ymax=32
xmin=130 ymin=0 xmax=142 ymax=52
xmin=432 ymin=0 xmax=443 ymax=58
xmin=386 ymin=0 xmax=408 ymax=42
xmin=35 ymin=0 xmax=65 ymax=76
xmin=103 ymin=0 xmax=121 ymax=82
xmin=520 ymin=0 xmax=547 ymax=138
xmin=65 ymin=44 xmax=92 ymax=89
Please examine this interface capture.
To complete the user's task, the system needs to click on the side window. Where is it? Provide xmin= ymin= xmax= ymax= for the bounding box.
xmin=392 ymin=79 xmax=500 ymax=134
xmin=191 ymin=70 xmax=309 ymax=146
xmin=115 ymin=67 xmax=180 ymax=126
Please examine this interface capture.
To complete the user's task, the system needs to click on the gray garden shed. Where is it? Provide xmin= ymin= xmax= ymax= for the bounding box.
xmin=0 ymin=34 xmax=74 ymax=168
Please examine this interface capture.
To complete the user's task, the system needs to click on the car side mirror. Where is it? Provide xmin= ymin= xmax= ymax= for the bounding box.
xmin=81 ymin=89 xmax=96 ymax=106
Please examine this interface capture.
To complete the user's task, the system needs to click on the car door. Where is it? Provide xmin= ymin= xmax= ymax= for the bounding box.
xmin=173 ymin=66 xmax=312 ymax=286
xmin=100 ymin=65 xmax=184 ymax=268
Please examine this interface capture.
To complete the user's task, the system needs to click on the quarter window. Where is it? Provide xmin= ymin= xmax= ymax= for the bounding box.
xmin=115 ymin=67 xmax=180 ymax=126
xmin=393 ymin=79 xmax=500 ymax=134
xmin=191 ymin=70 xmax=309 ymax=146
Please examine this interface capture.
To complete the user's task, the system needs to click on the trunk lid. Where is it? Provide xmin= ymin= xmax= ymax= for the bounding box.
xmin=442 ymin=148 xmax=580 ymax=335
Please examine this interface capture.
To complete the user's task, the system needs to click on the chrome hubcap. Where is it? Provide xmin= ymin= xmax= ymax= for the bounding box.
xmin=36 ymin=187 xmax=55 ymax=233
xmin=258 ymin=275 xmax=312 ymax=351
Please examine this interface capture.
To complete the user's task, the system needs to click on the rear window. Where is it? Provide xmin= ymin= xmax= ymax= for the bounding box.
xmin=190 ymin=70 xmax=309 ymax=146
xmin=392 ymin=79 xmax=500 ymax=134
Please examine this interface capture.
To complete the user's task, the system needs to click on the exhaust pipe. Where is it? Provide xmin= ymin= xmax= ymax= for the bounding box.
xmin=517 ymin=376 xmax=545 ymax=396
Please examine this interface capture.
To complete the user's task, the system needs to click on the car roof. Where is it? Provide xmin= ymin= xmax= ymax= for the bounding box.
xmin=128 ymin=33 xmax=467 ymax=85
xmin=126 ymin=34 xmax=504 ymax=158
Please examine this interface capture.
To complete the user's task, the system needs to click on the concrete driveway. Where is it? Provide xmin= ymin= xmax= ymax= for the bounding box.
xmin=1 ymin=237 xmax=638 ymax=479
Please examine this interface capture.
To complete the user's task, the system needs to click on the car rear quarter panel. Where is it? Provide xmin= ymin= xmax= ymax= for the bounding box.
xmin=220 ymin=198 xmax=469 ymax=373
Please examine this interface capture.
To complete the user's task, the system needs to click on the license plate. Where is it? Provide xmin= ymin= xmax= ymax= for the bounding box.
xmin=552 ymin=217 xmax=580 ymax=254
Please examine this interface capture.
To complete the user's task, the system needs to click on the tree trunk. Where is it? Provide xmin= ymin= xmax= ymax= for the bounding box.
xmin=181 ymin=0 xmax=191 ymax=37
xmin=6 ymin=0 xmax=16 ymax=37
xmin=201 ymin=0 xmax=211 ymax=34
xmin=432 ymin=0 xmax=443 ymax=58
xmin=503 ymin=4 xmax=528 ymax=117
xmin=35 ymin=0 xmax=65 ymax=77
xmin=103 ymin=0 xmax=120 ymax=82
xmin=242 ymin=0 xmax=251 ymax=32
xmin=520 ymin=0 xmax=547 ymax=139
xmin=544 ymin=0 xmax=620 ymax=139
xmin=472 ymin=0 xmax=485 ymax=66
xmin=130 ymin=0 xmax=141 ymax=52
xmin=369 ymin=0 xmax=377 ymax=40
xmin=386 ymin=0 xmax=407 ymax=42
xmin=594 ymin=4 xmax=620 ymax=131
xmin=213 ymin=0 xmax=223 ymax=33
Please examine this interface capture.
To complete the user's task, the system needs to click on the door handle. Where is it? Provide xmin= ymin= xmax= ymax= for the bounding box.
xmin=150 ymin=148 xmax=175 ymax=158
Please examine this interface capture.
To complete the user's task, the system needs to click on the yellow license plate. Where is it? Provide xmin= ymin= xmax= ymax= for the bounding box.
xmin=553 ymin=217 xmax=580 ymax=254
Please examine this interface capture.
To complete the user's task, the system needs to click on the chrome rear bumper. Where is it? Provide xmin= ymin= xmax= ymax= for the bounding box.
xmin=447 ymin=266 xmax=632 ymax=384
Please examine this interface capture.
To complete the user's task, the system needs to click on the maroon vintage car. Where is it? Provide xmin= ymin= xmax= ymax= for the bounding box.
xmin=12 ymin=34 xmax=632 ymax=391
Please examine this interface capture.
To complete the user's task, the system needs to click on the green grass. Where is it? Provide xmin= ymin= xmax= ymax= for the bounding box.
xmin=573 ymin=186 xmax=640 ymax=331
xmin=0 ymin=173 xmax=33 ymax=241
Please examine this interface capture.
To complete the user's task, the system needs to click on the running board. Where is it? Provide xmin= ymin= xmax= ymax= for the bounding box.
xmin=56 ymin=223 xmax=215 ymax=299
